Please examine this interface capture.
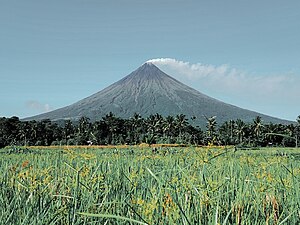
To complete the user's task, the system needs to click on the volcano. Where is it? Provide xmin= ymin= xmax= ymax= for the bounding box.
xmin=25 ymin=62 xmax=290 ymax=126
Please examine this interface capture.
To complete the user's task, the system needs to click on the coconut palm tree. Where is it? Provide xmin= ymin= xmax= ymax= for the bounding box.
xmin=76 ymin=116 xmax=91 ymax=145
xmin=128 ymin=113 xmax=145 ymax=144
xmin=162 ymin=115 xmax=176 ymax=143
xmin=204 ymin=116 xmax=217 ymax=144
xmin=219 ymin=120 xmax=235 ymax=145
xmin=235 ymin=119 xmax=246 ymax=144
xmin=252 ymin=116 xmax=264 ymax=146
xmin=63 ymin=120 xmax=74 ymax=144
xmin=145 ymin=114 xmax=164 ymax=144
xmin=102 ymin=112 xmax=124 ymax=144
xmin=175 ymin=114 xmax=188 ymax=132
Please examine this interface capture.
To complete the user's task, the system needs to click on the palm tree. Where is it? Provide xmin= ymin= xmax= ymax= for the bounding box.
xmin=128 ymin=113 xmax=144 ymax=144
xmin=205 ymin=116 xmax=217 ymax=144
xmin=264 ymin=123 xmax=279 ymax=146
xmin=41 ymin=119 xmax=55 ymax=145
xmin=163 ymin=115 xmax=176 ymax=143
xmin=219 ymin=120 xmax=235 ymax=145
xmin=145 ymin=114 xmax=164 ymax=145
xmin=252 ymin=116 xmax=264 ymax=146
xmin=17 ymin=121 xmax=32 ymax=146
xmin=102 ymin=112 xmax=121 ymax=144
xmin=235 ymin=119 xmax=246 ymax=144
xmin=284 ymin=124 xmax=297 ymax=147
xmin=174 ymin=114 xmax=187 ymax=135
xmin=63 ymin=120 xmax=74 ymax=144
xmin=76 ymin=116 xmax=91 ymax=145
xmin=90 ymin=120 xmax=107 ymax=145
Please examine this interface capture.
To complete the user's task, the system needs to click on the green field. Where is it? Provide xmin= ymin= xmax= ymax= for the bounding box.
xmin=0 ymin=146 xmax=300 ymax=224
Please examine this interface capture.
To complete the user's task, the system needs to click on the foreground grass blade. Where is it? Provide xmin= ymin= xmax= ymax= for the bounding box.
xmin=278 ymin=210 xmax=296 ymax=225
xmin=77 ymin=212 xmax=149 ymax=225
xmin=222 ymin=205 xmax=233 ymax=225
xmin=146 ymin=167 xmax=162 ymax=185
xmin=215 ymin=202 xmax=219 ymax=225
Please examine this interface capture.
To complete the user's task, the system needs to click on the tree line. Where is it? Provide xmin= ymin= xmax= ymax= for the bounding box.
xmin=0 ymin=113 xmax=299 ymax=148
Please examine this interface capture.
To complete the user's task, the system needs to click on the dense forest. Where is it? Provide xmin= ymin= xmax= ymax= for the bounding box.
xmin=0 ymin=113 xmax=299 ymax=148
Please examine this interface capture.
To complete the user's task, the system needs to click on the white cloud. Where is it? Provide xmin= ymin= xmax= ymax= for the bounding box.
xmin=25 ymin=101 xmax=52 ymax=113
xmin=148 ymin=58 xmax=300 ymax=120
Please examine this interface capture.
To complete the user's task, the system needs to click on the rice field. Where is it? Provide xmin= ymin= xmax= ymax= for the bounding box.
xmin=0 ymin=145 xmax=299 ymax=224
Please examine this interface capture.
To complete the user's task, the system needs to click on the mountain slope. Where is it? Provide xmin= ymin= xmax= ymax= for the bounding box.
xmin=25 ymin=62 xmax=290 ymax=126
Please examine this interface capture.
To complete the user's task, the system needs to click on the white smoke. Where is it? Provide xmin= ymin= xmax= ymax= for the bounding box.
xmin=147 ymin=58 xmax=238 ymax=80
xmin=147 ymin=58 xmax=299 ymax=120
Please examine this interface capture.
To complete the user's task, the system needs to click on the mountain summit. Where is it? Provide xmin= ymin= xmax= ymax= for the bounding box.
xmin=25 ymin=62 xmax=290 ymax=126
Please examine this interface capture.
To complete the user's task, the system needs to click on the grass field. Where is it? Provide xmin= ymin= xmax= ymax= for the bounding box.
xmin=0 ymin=145 xmax=299 ymax=224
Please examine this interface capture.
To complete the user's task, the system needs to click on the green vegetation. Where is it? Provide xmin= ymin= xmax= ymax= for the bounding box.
xmin=0 ymin=114 xmax=300 ymax=148
xmin=1 ymin=146 xmax=300 ymax=224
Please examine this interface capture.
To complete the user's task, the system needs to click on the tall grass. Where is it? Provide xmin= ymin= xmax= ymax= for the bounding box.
xmin=0 ymin=146 xmax=299 ymax=224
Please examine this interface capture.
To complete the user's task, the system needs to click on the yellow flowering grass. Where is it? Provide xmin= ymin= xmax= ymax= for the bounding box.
xmin=0 ymin=146 xmax=299 ymax=224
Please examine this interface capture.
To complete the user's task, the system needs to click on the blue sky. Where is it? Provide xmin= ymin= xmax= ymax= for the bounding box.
xmin=1 ymin=0 xmax=300 ymax=121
